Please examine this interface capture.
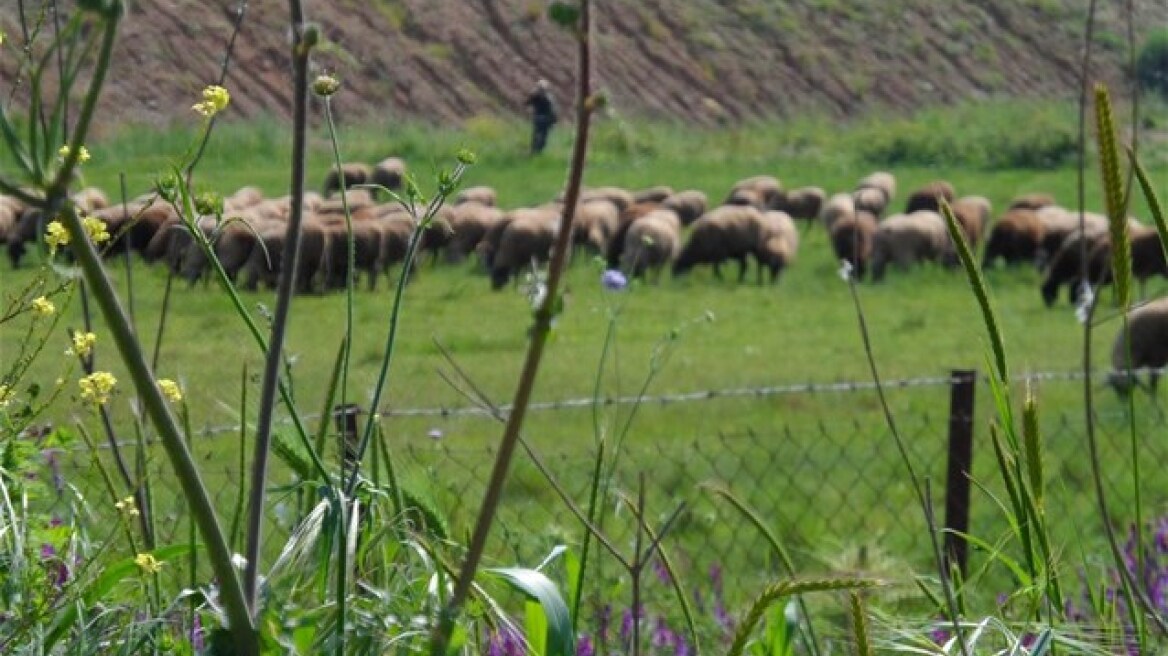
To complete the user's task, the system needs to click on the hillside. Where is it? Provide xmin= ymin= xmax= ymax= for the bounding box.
xmin=2 ymin=0 xmax=1165 ymax=131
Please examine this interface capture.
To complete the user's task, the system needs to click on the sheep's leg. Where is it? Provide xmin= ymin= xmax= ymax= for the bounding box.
xmin=737 ymin=256 xmax=748 ymax=283
xmin=713 ymin=262 xmax=723 ymax=280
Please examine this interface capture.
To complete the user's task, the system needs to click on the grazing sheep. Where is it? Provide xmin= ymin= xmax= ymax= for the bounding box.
xmin=179 ymin=215 xmax=269 ymax=286
xmin=73 ymin=187 xmax=109 ymax=212
xmin=565 ymin=186 xmax=635 ymax=213
xmin=632 ymin=185 xmax=675 ymax=204
xmin=323 ymin=162 xmax=372 ymax=197
xmin=1038 ymin=225 xmax=1112 ymax=307
xmin=982 ymin=209 xmax=1046 ymax=268
xmin=490 ymin=206 xmax=561 ymax=289
xmin=1108 ymin=296 xmax=1168 ymax=394
xmin=661 ymin=190 xmax=708 ymax=226
xmin=949 ymin=196 xmax=993 ymax=249
xmin=1084 ymin=225 xmax=1168 ymax=300
xmin=1008 ymin=193 xmax=1057 ymax=211
xmin=851 ymin=186 xmax=889 ymax=217
xmin=821 ymin=193 xmax=856 ymax=232
xmin=378 ymin=212 xmax=419 ymax=284
xmin=724 ymin=186 xmax=768 ymax=210
xmin=857 ymin=171 xmax=897 ymax=202
xmin=444 ymin=201 xmax=504 ymax=263
xmin=0 ymin=204 xmax=16 ymax=245
xmin=7 ymin=208 xmax=46 ymax=268
xmin=755 ymin=210 xmax=799 ymax=283
xmin=455 ymin=185 xmax=498 ymax=207
xmin=1035 ymin=206 xmax=1108 ymax=265
xmin=316 ymin=188 xmax=376 ymax=213
xmin=371 ymin=157 xmax=407 ymax=194
xmin=225 ymin=186 xmax=264 ymax=211
xmin=620 ymin=208 xmax=682 ymax=281
xmin=870 ymin=211 xmax=953 ymax=281
xmin=725 ymin=175 xmax=783 ymax=209
xmin=605 ymin=201 xmax=662 ymax=268
xmin=831 ymin=210 xmax=878 ymax=280
xmin=673 ymin=205 xmax=770 ymax=281
xmin=319 ymin=208 xmax=390 ymax=290
xmin=904 ymin=181 xmax=956 ymax=214
xmin=242 ymin=220 xmax=330 ymax=293
xmin=774 ymin=187 xmax=826 ymax=221
xmin=571 ymin=198 xmax=621 ymax=256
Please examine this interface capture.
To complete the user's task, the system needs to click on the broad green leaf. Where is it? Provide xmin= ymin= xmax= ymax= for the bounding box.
xmin=526 ymin=599 xmax=549 ymax=656
xmin=486 ymin=567 xmax=575 ymax=656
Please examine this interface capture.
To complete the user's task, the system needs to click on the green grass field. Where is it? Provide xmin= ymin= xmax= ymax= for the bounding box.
xmin=3 ymin=102 xmax=1166 ymax=607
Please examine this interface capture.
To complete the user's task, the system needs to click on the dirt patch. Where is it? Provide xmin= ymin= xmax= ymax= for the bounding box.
xmin=0 ymin=0 xmax=1161 ymax=133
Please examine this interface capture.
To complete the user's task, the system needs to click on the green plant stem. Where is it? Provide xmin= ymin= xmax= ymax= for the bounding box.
xmin=243 ymin=0 xmax=313 ymax=613
xmin=430 ymin=5 xmax=594 ymax=652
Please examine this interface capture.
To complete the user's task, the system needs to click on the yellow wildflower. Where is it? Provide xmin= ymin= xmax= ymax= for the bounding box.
xmin=78 ymin=371 xmax=117 ymax=406
xmin=115 ymin=495 xmax=140 ymax=517
xmin=67 ymin=332 xmax=97 ymax=358
xmin=82 ymin=215 xmax=110 ymax=245
xmin=134 ymin=552 xmax=163 ymax=574
xmin=192 ymin=85 xmax=231 ymax=117
xmin=31 ymin=296 xmax=56 ymax=317
xmin=58 ymin=144 xmax=91 ymax=164
xmin=44 ymin=221 xmax=69 ymax=255
xmin=158 ymin=379 xmax=182 ymax=403
xmin=0 ymin=384 xmax=11 ymax=409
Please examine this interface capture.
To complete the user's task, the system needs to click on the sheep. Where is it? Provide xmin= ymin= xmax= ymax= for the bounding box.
xmin=444 ymin=201 xmax=504 ymax=263
xmin=1038 ymin=225 xmax=1112 ymax=307
xmin=821 ymin=193 xmax=856 ymax=232
xmin=620 ymin=208 xmax=682 ymax=281
xmin=1108 ymin=296 xmax=1168 ymax=394
xmin=225 ymin=186 xmax=264 ymax=211
xmin=1083 ymin=225 xmax=1168 ymax=301
xmin=561 ymin=186 xmax=634 ymax=213
xmin=904 ymin=181 xmax=956 ymax=214
xmin=831 ymin=210 xmax=878 ymax=280
xmin=755 ymin=210 xmax=799 ymax=283
xmin=455 ymin=185 xmax=498 ymax=207
xmin=870 ymin=211 xmax=953 ymax=281
xmin=489 ymin=206 xmax=561 ymax=289
xmin=661 ymin=190 xmax=708 ymax=226
xmin=982 ymin=209 xmax=1046 ymax=268
xmin=949 ymin=196 xmax=993 ymax=249
xmin=774 ymin=186 xmax=825 ymax=221
xmin=1034 ymin=206 xmax=1108 ymax=265
xmin=631 ymin=185 xmax=675 ymax=204
xmin=316 ymin=188 xmax=376 ymax=213
xmin=724 ymin=186 xmax=768 ymax=210
xmin=73 ymin=187 xmax=109 ymax=212
xmin=323 ymin=162 xmax=372 ymax=197
xmin=1008 ymin=193 xmax=1057 ymax=211
xmin=370 ymin=157 xmax=407 ymax=194
xmin=0 ymin=195 xmax=29 ymax=244
xmin=851 ymin=186 xmax=889 ymax=217
xmin=725 ymin=175 xmax=783 ymax=209
xmin=857 ymin=171 xmax=896 ymax=202
xmin=319 ymin=208 xmax=391 ymax=290
xmin=673 ymin=205 xmax=770 ymax=281
xmin=571 ymin=198 xmax=621 ymax=256
xmin=377 ymin=211 xmax=419 ymax=284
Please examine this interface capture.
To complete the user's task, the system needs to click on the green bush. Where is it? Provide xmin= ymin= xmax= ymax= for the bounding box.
xmin=1136 ymin=29 xmax=1168 ymax=98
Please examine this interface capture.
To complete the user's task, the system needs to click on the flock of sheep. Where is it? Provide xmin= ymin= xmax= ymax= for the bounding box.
xmin=0 ymin=157 xmax=1165 ymax=391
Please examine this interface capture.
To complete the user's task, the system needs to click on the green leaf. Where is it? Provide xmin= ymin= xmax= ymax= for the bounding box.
xmin=485 ymin=567 xmax=575 ymax=656
xmin=547 ymin=2 xmax=580 ymax=28
xmin=526 ymin=600 xmax=549 ymax=656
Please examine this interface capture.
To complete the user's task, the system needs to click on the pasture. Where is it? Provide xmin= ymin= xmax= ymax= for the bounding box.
xmin=3 ymin=101 xmax=1167 ymax=608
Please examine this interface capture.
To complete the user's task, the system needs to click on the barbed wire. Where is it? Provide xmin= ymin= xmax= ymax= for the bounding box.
xmin=66 ymin=365 xmax=1158 ymax=448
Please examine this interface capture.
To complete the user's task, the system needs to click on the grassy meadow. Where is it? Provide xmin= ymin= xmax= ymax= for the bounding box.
xmin=3 ymin=100 xmax=1167 ymax=607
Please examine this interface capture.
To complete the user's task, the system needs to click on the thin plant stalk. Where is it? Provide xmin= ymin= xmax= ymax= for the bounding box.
xmin=429 ymin=2 xmax=595 ymax=652
xmin=242 ymin=0 xmax=315 ymax=612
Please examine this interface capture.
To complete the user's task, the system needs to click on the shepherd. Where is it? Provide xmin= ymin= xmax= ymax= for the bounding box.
xmin=525 ymin=79 xmax=558 ymax=155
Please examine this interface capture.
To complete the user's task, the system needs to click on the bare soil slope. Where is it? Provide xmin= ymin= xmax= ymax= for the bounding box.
xmin=2 ymin=0 xmax=1163 ymax=129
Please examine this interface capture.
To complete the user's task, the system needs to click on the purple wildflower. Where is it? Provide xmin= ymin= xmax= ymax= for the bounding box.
xmin=44 ymin=450 xmax=63 ymax=494
xmin=652 ymin=558 xmax=671 ymax=584
xmin=651 ymin=616 xmax=675 ymax=649
xmin=929 ymin=625 xmax=951 ymax=647
xmin=40 ymin=543 xmax=67 ymax=588
xmin=597 ymin=604 xmax=611 ymax=644
xmin=601 ymin=269 xmax=628 ymax=291
xmin=48 ymin=515 xmax=63 ymax=528
xmin=191 ymin=613 xmax=205 ymax=653
xmin=576 ymin=634 xmax=594 ymax=656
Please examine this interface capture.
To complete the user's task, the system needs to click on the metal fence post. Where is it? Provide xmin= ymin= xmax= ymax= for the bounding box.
xmin=943 ymin=369 xmax=976 ymax=577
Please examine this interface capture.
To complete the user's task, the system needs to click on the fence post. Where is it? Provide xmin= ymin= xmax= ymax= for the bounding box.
xmin=943 ymin=369 xmax=976 ymax=577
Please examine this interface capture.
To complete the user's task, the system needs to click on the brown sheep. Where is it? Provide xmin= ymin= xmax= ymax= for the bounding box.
xmin=632 ymin=185 xmax=675 ymax=204
xmin=490 ymin=206 xmax=561 ymax=289
xmin=673 ymin=205 xmax=770 ymax=281
xmin=1083 ymin=225 xmax=1168 ymax=301
xmin=320 ymin=208 xmax=390 ymax=290
xmin=1109 ymin=296 xmax=1168 ymax=394
xmin=774 ymin=187 xmax=825 ymax=221
xmin=1035 ymin=206 xmax=1108 ymax=265
xmin=724 ymin=186 xmax=768 ymax=210
xmin=0 ymin=195 xmax=29 ymax=244
xmin=562 ymin=186 xmax=635 ymax=213
xmin=949 ymin=196 xmax=993 ymax=249
xmin=620 ymin=208 xmax=682 ymax=281
xmin=605 ymin=201 xmax=662 ymax=268
xmin=1008 ymin=193 xmax=1057 ymax=211
xmin=821 ymin=193 xmax=856 ymax=232
xmin=725 ymin=175 xmax=783 ymax=209
xmin=1039 ymin=225 xmax=1112 ymax=307
xmin=571 ymin=199 xmax=621 ymax=256
xmin=454 ymin=185 xmax=498 ymax=207
xmin=755 ymin=210 xmax=799 ymax=283
xmin=857 ymin=171 xmax=896 ymax=202
xmin=180 ymin=214 xmax=271 ymax=286
xmin=852 ymin=186 xmax=889 ymax=217
xmin=225 ymin=186 xmax=264 ymax=211
xmin=378 ymin=212 xmax=419 ymax=284
xmin=982 ymin=209 xmax=1046 ymax=268
xmin=242 ymin=220 xmax=330 ymax=293
xmin=661 ymin=190 xmax=708 ymax=226
xmin=870 ymin=211 xmax=953 ymax=281
xmin=323 ymin=162 xmax=372 ymax=197
xmin=904 ymin=181 xmax=956 ymax=214
xmin=370 ymin=157 xmax=407 ymax=194
xmin=444 ymin=201 xmax=504 ymax=264
xmin=831 ymin=210 xmax=878 ymax=280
